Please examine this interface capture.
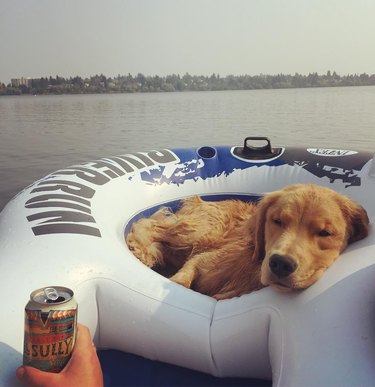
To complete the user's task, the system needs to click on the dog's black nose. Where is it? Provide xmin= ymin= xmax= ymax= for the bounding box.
xmin=269 ymin=254 xmax=297 ymax=277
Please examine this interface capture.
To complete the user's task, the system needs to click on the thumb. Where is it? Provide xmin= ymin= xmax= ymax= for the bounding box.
xmin=16 ymin=366 xmax=58 ymax=387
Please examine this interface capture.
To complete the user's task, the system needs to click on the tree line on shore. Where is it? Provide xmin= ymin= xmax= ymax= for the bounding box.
xmin=1 ymin=71 xmax=375 ymax=96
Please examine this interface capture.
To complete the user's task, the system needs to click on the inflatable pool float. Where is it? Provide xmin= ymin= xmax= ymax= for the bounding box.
xmin=0 ymin=137 xmax=374 ymax=387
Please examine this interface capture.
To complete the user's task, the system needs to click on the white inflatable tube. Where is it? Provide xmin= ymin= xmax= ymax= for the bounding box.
xmin=1 ymin=138 xmax=375 ymax=386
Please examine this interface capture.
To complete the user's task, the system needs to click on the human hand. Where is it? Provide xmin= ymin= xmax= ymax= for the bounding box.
xmin=16 ymin=323 xmax=103 ymax=387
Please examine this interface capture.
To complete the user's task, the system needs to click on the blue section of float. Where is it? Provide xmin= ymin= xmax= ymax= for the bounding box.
xmin=98 ymin=350 xmax=271 ymax=387
xmin=140 ymin=146 xmax=285 ymax=186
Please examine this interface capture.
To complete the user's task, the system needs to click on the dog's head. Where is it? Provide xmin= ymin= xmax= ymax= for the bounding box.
xmin=251 ymin=184 xmax=369 ymax=292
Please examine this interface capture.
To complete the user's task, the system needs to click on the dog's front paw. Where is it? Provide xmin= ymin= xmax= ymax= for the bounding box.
xmin=169 ymin=271 xmax=194 ymax=289
xmin=127 ymin=238 xmax=164 ymax=268
xmin=212 ymin=291 xmax=237 ymax=300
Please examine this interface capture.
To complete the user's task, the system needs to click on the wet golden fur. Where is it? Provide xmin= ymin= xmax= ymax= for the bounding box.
xmin=126 ymin=184 xmax=369 ymax=300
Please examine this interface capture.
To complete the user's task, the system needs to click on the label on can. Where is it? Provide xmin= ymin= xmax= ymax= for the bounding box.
xmin=23 ymin=286 xmax=78 ymax=372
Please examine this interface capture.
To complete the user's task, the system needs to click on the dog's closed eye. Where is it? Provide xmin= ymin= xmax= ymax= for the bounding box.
xmin=318 ymin=230 xmax=331 ymax=237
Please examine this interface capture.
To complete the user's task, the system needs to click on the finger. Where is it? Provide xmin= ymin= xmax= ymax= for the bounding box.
xmin=74 ymin=324 xmax=95 ymax=352
xmin=64 ymin=324 xmax=99 ymax=373
xmin=61 ymin=324 xmax=104 ymax=386
xmin=16 ymin=366 xmax=58 ymax=387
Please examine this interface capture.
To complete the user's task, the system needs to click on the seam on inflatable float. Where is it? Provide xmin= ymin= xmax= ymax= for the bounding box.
xmin=211 ymin=305 xmax=280 ymax=322
xmin=211 ymin=305 xmax=284 ymax=385
xmin=95 ymin=282 xmax=101 ymax=346
xmin=267 ymin=306 xmax=285 ymax=387
xmin=208 ymin=301 xmax=219 ymax=374
xmin=82 ymin=276 xmax=214 ymax=319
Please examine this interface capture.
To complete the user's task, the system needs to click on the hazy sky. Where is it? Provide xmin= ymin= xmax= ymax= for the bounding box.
xmin=1 ymin=0 xmax=375 ymax=84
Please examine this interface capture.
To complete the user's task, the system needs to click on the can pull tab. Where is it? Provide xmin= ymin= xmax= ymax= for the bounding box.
xmin=44 ymin=287 xmax=59 ymax=302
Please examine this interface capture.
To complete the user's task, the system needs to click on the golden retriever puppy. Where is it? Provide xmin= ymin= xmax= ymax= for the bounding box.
xmin=126 ymin=184 xmax=369 ymax=300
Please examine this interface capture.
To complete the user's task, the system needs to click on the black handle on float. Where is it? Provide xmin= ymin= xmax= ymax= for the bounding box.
xmin=242 ymin=137 xmax=272 ymax=156
xmin=233 ymin=136 xmax=281 ymax=160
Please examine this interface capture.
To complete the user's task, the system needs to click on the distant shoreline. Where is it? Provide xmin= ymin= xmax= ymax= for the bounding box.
xmin=1 ymin=72 xmax=375 ymax=96
xmin=2 ymin=84 xmax=375 ymax=98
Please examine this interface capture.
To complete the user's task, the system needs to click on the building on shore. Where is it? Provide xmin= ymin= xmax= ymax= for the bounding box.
xmin=11 ymin=77 xmax=33 ymax=88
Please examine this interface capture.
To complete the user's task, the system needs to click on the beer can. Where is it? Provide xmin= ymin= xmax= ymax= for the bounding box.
xmin=23 ymin=286 xmax=78 ymax=372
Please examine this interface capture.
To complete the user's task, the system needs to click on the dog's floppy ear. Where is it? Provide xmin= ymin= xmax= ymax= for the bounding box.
xmin=250 ymin=191 xmax=281 ymax=261
xmin=338 ymin=195 xmax=369 ymax=244
xmin=347 ymin=204 xmax=369 ymax=244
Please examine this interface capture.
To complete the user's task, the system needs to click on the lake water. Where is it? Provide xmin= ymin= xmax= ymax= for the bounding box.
xmin=1 ymin=86 xmax=375 ymax=210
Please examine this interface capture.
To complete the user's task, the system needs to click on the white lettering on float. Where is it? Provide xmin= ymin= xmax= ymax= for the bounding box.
xmin=307 ymin=148 xmax=358 ymax=157
xmin=25 ymin=150 xmax=179 ymax=237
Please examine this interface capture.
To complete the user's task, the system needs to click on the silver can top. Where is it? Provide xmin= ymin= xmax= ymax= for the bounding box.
xmin=30 ymin=286 xmax=74 ymax=305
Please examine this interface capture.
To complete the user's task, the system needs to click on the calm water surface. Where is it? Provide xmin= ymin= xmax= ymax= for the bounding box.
xmin=1 ymin=86 xmax=375 ymax=210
